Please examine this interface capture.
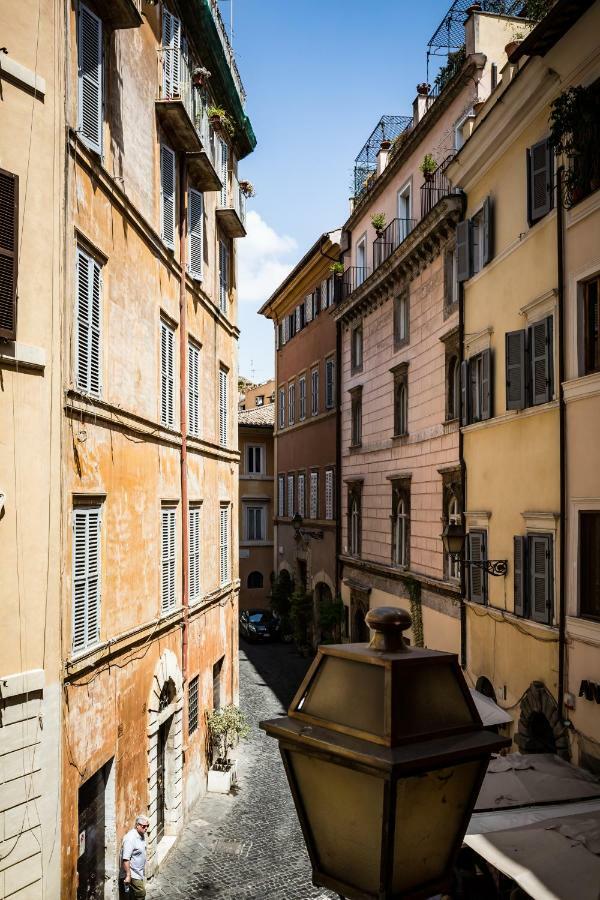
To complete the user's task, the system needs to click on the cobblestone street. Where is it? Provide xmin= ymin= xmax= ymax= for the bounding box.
xmin=147 ymin=640 xmax=337 ymax=899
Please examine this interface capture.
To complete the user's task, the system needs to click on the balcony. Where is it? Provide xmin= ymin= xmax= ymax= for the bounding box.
xmin=206 ymin=0 xmax=247 ymax=106
xmin=341 ymin=267 xmax=372 ymax=302
xmin=353 ymin=116 xmax=413 ymax=202
xmin=420 ymin=154 xmax=456 ymax=218
xmin=373 ymin=219 xmax=417 ymax=269
xmin=95 ymin=0 xmax=142 ymax=29
xmin=216 ymin=172 xmax=247 ymax=238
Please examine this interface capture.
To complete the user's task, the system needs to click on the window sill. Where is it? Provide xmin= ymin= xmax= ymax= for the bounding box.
xmin=392 ymin=433 xmax=409 ymax=444
xmin=563 ymin=371 xmax=600 ymax=404
xmin=566 ymin=615 xmax=600 ymax=645
xmin=0 ymin=341 xmax=46 ymax=371
xmin=465 ymin=599 xmax=558 ymax=635
xmin=462 ymin=399 xmax=559 ymax=433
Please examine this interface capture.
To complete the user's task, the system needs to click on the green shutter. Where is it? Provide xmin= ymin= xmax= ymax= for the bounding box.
xmin=529 ymin=533 xmax=552 ymax=624
xmin=481 ymin=196 xmax=493 ymax=267
xmin=513 ymin=535 xmax=527 ymax=616
xmin=456 ymin=220 xmax=472 ymax=283
xmin=528 ymin=139 xmax=553 ymax=224
xmin=506 ymin=330 xmax=526 ymax=410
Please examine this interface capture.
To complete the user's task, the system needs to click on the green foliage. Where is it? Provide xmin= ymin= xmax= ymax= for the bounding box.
xmin=290 ymin=589 xmax=313 ymax=647
xmin=524 ymin=0 xmax=553 ymax=22
xmin=419 ymin=153 xmax=437 ymax=176
xmin=371 ymin=212 xmax=387 ymax=232
xmin=270 ymin=570 xmax=294 ymax=621
xmin=207 ymin=105 xmax=235 ymax=139
xmin=319 ymin=595 xmax=345 ymax=642
xmin=207 ymin=704 xmax=250 ymax=763
xmin=433 ymin=45 xmax=466 ymax=93
xmin=550 ymin=83 xmax=600 ymax=205
xmin=330 ymin=261 xmax=344 ymax=275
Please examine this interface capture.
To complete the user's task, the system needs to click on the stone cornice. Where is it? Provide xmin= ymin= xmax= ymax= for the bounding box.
xmin=334 ymin=195 xmax=465 ymax=324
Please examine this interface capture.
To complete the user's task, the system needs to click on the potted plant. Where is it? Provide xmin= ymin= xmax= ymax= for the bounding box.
xmin=416 ymin=82 xmax=430 ymax=97
xmin=239 ymin=180 xmax=256 ymax=199
xmin=206 ymin=704 xmax=250 ymax=794
xmin=192 ymin=66 xmax=211 ymax=87
xmin=550 ymin=82 xmax=600 ymax=206
xmin=330 ymin=261 xmax=344 ymax=277
xmin=504 ymin=39 xmax=521 ymax=58
xmin=420 ymin=153 xmax=437 ymax=182
xmin=371 ymin=212 xmax=387 ymax=238
xmin=380 ymin=139 xmax=392 ymax=151
xmin=207 ymin=105 xmax=235 ymax=138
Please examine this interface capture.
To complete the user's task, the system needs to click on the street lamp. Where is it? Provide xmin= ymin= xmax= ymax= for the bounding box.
xmin=292 ymin=512 xmax=323 ymax=541
xmin=260 ymin=607 xmax=509 ymax=900
xmin=441 ymin=522 xmax=508 ymax=577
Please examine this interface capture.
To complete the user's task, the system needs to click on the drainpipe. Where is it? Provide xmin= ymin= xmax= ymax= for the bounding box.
xmin=335 ymin=317 xmax=342 ymax=605
xmin=556 ymin=166 xmax=566 ymax=726
xmin=459 ymin=270 xmax=467 ymax=671
xmin=179 ymin=153 xmax=189 ymax=725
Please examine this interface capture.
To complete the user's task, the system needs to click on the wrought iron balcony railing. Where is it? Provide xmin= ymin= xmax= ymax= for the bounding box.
xmin=207 ymin=0 xmax=246 ymax=105
xmin=342 ymin=267 xmax=372 ymax=301
xmin=373 ymin=218 xmax=417 ymax=269
xmin=420 ymin=153 xmax=456 ymax=218
xmin=216 ymin=170 xmax=247 ymax=237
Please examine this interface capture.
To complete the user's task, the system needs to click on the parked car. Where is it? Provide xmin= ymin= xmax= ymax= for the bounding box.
xmin=239 ymin=609 xmax=280 ymax=642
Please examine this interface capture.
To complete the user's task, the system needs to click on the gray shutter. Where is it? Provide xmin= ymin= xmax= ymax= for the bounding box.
xmin=468 ymin=530 xmax=486 ymax=604
xmin=460 ymin=359 xmax=469 ymax=426
xmin=505 ymin=330 xmax=526 ymax=410
xmin=220 ymin=140 xmax=228 ymax=207
xmin=480 ymin=348 xmax=492 ymax=421
xmin=481 ymin=196 xmax=493 ymax=267
xmin=73 ymin=507 xmax=101 ymax=652
xmin=188 ymin=189 xmax=203 ymax=280
xmin=530 ymin=317 xmax=552 ymax=405
xmin=78 ymin=4 xmax=103 ymax=155
xmin=162 ymin=9 xmax=180 ymax=97
xmin=530 ymin=534 xmax=552 ymax=624
xmin=528 ymin=139 xmax=552 ymax=224
xmin=0 ymin=168 xmax=18 ymax=340
xmin=513 ymin=535 xmax=527 ymax=616
xmin=76 ymin=248 xmax=102 ymax=396
xmin=160 ymin=145 xmax=176 ymax=249
xmin=456 ymin=220 xmax=471 ymax=283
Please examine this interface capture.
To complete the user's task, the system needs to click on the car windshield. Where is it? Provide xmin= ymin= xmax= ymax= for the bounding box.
xmin=248 ymin=612 xmax=271 ymax=624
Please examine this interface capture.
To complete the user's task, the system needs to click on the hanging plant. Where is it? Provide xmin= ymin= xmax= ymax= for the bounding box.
xmin=420 ymin=153 xmax=437 ymax=182
xmin=239 ymin=180 xmax=256 ymax=198
xmin=550 ymin=83 xmax=600 ymax=207
xmin=207 ymin=105 xmax=235 ymax=139
xmin=330 ymin=261 xmax=344 ymax=276
xmin=192 ymin=66 xmax=211 ymax=87
xmin=371 ymin=212 xmax=387 ymax=236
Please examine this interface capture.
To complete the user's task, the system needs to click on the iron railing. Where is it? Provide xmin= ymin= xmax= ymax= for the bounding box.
xmin=207 ymin=0 xmax=246 ymax=105
xmin=373 ymin=219 xmax=417 ymax=269
xmin=341 ymin=267 xmax=372 ymax=301
xmin=353 ymin=116 xmax=413 ymax=201
xmin=218 ymin=170 xmax=246 ymax=225
xmin=158 ymin=46 xmax=217 ymax=167
xmin=420 ymin=154 xmax=456 ymax=218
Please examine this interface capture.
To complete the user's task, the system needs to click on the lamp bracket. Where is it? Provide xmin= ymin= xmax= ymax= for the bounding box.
xmin=297 ymin=528 xmax=324 ymax=541
xmin=450 ymin=554 xmax=508 ymax=577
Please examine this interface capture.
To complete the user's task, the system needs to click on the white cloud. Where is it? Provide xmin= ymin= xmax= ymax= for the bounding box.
xmin=237 ymin=210 xmax=298 ymax=304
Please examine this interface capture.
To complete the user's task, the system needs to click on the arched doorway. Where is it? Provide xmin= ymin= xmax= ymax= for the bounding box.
xmin=516 ymin=681 xmax=569 ymax=759
xmin=475 ymin=676 xmax=497 ymax=702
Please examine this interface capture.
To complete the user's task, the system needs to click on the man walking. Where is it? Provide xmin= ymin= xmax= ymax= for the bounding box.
xmin=119 ymin=815 xmax=149 ymax=898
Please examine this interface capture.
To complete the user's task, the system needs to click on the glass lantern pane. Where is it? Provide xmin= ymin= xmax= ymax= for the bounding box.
xmin=297 ymin=656 xmax=385 ymax=738
xmin=392 ymin=759 xmax=483 ymax=893
xmin=393 ymin=662 xmax=477 ymax=740
xmin=288 ymin=750 xmax=384 ymax=896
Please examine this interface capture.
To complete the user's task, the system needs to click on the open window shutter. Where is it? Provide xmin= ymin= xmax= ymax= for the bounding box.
xmin=171 ymin=14 xmax=181 ymax=95
xmin=220 ymin=140 xmax=228 ymax=206
xmin=76 ymin=250 xmax=91 ymax=390
xmin=188 ymin=343 xmax=199 ymax=435
xmin=188 ymin=188 xmax=203 ymax=280
xmin=456 ymin=220 xmax=472 ymax=283
xmin=0 ymin=169 xmax=18 ymax=340
xmin=73 ymin=507 xmax=101 ymax=652
xmin=219 ymin=369 xmax=228 ymax=445
xmin=305 ymin=294 xmax=313 ymax=323
xmin=325 ymin=470 xmax=334 ymax=519
xmin=160 ymin=145 xmax=175 ymax=249
xmin=90 ymin=263 xmax=102 ymax=396
xmin=505 ymin=330 xmax=526 ymax=410
xmin=528 ymin=140 xmax=552 ymax=224
xmin=220 ymin=507 xmax=229 ymax=584
xmin=481 ymin=348 xmax=492 ymax=420
xmin=78 ymin=4 xmax=103 ymax=154
xmin=468 ymin=531 xmax=484 ymax=603
xmin=530 ymin=317 xmax=552 ymax=405
xmin=86 ymin=509 xmax=101 ymax=645
xmin=513 ymin=535 xmax=527 ymax=616
xmin=530 ymin=534 xmax=552 ymax=624
xmin=162 ymin=9 xmax=173 ymax=95
xmin=460 ymin=359 xmax=470 ymax=426
xmin=481 ymin=196 xmax=494 ymax=267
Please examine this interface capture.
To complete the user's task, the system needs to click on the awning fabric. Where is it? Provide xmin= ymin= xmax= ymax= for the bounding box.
xmin=469 ymin=688 xmax=513 ymax=727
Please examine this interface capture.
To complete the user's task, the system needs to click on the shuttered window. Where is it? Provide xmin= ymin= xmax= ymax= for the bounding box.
xmin=528 ymin=138 xmax=553 ymax=225
xmin=462 ymin=350 xmax=492 ymax=424
xmin=529 ymin=317 xmax=553 ymax=406
xmin=161 ymin=8 xmax=181 ymax=98
xmin=160 ymin=319 xmax=175 ymax=428
xmin=0 ymin=168 xmax=18 ymax=341
xmin=299 ymin=377 xmax=306 ymax=420
xmin=305 ymin=293 xmax=313 ymax=323
xmin=160 ymin=145 xmax=176 ymax=249
xmin=530 ymin=533 xmax=553 ymax=624
xmin=456 ymin=220 xmax=472 ymax=283
xmin=72 ymin=506 xmax=101 ymax=653
xmin=287 ymin=474 xmax=294 ymax=518
xmin=77 ymin=4 xmax=103 ymax=155
xmin=288 ymin=383 xmax=295 ymax=425
xmin=188 ymin=675 xmax=199 ymax=735
xmin=468 ymin=530 xmax=487 ymax=604
xmin=188 ymin=189 xmax=204 ymax=280
xmin=188 ymin=341 xmax=200 ymax=436
xmin=278 ymin=388 xmax=285 ymax=429
xmin=310 ymin=471 xmax=318 ymax=520
xmin=505 ymin=318 xmax=553 ymax=411
xmin=513 ymin=535 xmax=527 ymax=616
xmin=75 ymin=248 xmax=102 ymax=397
xmin=219 ymin=140 xmax=228 ymax=207
xmin=189 ymin=506 xmax=201 ymax=603
xmin=583 ymin=277 xmax=600 ymax=375
xmin=219 ymin=367 xmax=228 ymax=446
xmin=297 ymin=473 xmax=305 ymax=517
xmin=505 ymin=330 xmax=527 ymax=410
xmin=325 ymin=358 xmax=335 ymax=409
xmin=325 ymin=469 xmax=334 ymax=520
xmin=456 ymin=198 xmax=494 ymax=282
xmin=161 ymin=507 xmax=177 ymax=612
xmin=580 ymin=512 xmax=600 ymax=620
xmin=219 ymin=506 xmax=230 ymax=586
xmin=219 ymin=239 xmax=229 ymax=313
xmin=311 ymin=368 xmax=319 ymax=416
xmin=278 ymin=476 xmax=284 ymax=518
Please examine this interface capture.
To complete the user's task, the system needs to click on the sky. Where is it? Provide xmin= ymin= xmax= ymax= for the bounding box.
xmin=225 ymin=0 xmax=453 ymax=383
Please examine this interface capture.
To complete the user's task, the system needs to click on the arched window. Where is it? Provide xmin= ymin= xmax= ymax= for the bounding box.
xmin=351 ymin=497 xmax=360 ymax=556
xmin=247 ymin=571 xmax=263 ymax=589
xmin=393 ymin=499 xmax=408 ymax=567
xmin=448 ymin=356 xmax=460 ymax=420
xmin=448 ymin=496 xmax=461 ymax=581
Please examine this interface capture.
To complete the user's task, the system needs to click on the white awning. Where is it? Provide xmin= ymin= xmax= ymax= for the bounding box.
xmin=469 ymin=688 xmax=513 ymax=727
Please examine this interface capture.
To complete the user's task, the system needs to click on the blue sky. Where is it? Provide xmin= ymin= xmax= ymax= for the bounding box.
xmin=227 ymin=0 xmax=452 ymax=382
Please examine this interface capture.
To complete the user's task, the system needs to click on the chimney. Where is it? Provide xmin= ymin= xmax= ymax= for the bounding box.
xmin=377 ymin=140 xmax=391 ymax=175
xmin=413 ymin=83 xmax=431 ymax=125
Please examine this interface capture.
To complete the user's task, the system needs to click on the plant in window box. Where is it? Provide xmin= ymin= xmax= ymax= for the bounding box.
xmin=550 ymin=83 xmax=600 ymax=207
xmin=192 ymin=66 xmax=211 ymax=87
xmin=239 ymin=180 xmax=256 ymax=199
xmin=207 ymin=105 xmax=235 ymax=139
xmin=206 ymin=704 xmax=250 ymax=793
xmin=420 ymin=153 xmax=437 ymax=182
xmin=330 ymin=261 xmax=344 ymax=278
xmin=371 ymin=212 xmax=387 ymax=238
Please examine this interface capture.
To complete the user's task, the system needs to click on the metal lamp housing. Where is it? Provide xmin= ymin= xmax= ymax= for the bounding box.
xmin=441 ymin=521 xmax=465 ymax=558
xmin=260 ymin=608 xmax=508 ymax=900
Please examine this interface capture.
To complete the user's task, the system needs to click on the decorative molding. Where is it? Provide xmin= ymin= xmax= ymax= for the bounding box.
xmin=0 ymin=53 xmax=45 ymax=96
xmin=0 ymin=342 xmax=46 ymax=371
xmin=563 ymin=372 xmax=600 ymax=404
xmin=465 ymin=326 xmax=493 ymax=357
xmin=462 ymin=399 xmax=559 ymax=434
xmin=519 ymin=288 xmax=558 ymax=322
xmin=566 ymin=615 xmax=600 ymax=646
xmin=385 ymin=471 xmax=413 ymax=481
xmin=521 ymin=511 xmax=559 ymax=533
xmin=465 ymin=510 xmax=491 ymax=528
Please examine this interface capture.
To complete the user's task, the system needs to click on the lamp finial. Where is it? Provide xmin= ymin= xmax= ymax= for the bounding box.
xmin=366 ymin=607 xmax=412 ymax=652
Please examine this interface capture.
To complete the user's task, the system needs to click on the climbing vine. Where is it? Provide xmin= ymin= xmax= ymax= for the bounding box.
xmin=403 ymin=576 xmax=424 ymax=648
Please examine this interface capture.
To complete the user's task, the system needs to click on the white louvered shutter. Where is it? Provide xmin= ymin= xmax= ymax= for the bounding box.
xmin=321 ymin=279 xmax=328 ymax=309
xmin=162 ymin=9 xmax=181 ymax=98
xmin=219 ymin=368 xmax=228 ymax=446
xmin=161 ymin=507 xmax=176 ymax=612
xmin=188 ymin=342 xmax=200 ymax=436
xmin=78 ymin=4 xmax=103 ymax=155
xmin=188 ymin=189 xmax=204 ymax=280
xmin=219 ymin=140 xmax=228 ymax=207
xmin=297 ymin=474 xmax=305 ymax=517
xmin=161 ymin=320 xmax=175 ymax=428
xmin=219 ymin=239 xmax=229 ymax=313
xmin=160 ymin=145 xmax=176 ymax=249
xmin=325 ymin=470 xmax=334 ymax=520
xmin=278 ymin=476 xmax=284 ymax=518
xmin=189 ymin=507 xmax=200 ymax=602
xmin=72 ymin=507 xmax=101 ymax=653
xmin=220 ymin=506 xmax=229 ymax=585
xmin=310 ymin=472 xmax=318 ymax=519
xmin=287 ymin=475 xmax=294 ymax=517
xmin=76 ymin=248 xmax=102 ymax=396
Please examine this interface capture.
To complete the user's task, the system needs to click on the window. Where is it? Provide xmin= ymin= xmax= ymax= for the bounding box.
xmin=393 ymin=366 xmax=408 ymax=436
xmin=447 ymin=356 xmax=460 ymax=421
xmin=456 ymin=197 xmax=493 ymax=282
xmin=527 ymin=138 xmax=553 ymax=226
xmin=255 ymin=395 xmax=264 ymax=406
xmin=356 ymin=237 xmax=367 ymax=286
xmin=219 ymin=506 xmax=230 ymax=585
xmin=278 ymin=320 xmax=285 ymax=349
xmin=505 ymin=317 xmax=554 ymax=410
xmin=461 ymin=350 xmax=492 ymax=425
xmin=310 ymin=471 xmax=319 ymax=520
xmin=248 ymin=571 xmax=263 ymax=589
xmin=0 ymin=168 xmax=18 ymax=341
xmin=219 ymin=239 xmax=229 ymax=313
xmin=393 ymin=293 xmax=409 ymax=348
xmin=348 ymin=483 xmax=362 ymax=557
xmin=188 ymin=189 xmax=204 ymax=280
xmin=188 ymin=341 xmax=200 ymax=436
xmin=299 ymin=376 xmax=306 ymax=420
xmin=278 ymin=388 xmax=285 ymax=429
xmin=213 ymin=657 xmax=224 ymax=709
xmin=392 ymin=481 xmax=410 ymax=568
xmin=246 ymin=444 xmax=263 ymax=475
xmin=160 ymin=319 xmax=175 ymax=428
xmin=447 ymin=496 xmax=461 ymax=581
xmin=278 ymin=475 xmax=284 ymax=518
xmin=288 ymin=311 xmax=296 ymax=340
xmin=454 ymin=109 xmax=474 ymax=150
xmin=188 ymin=675 xmax=199 ymax=735
xmin=467 ymin=530 xmax=487 ymax=604
xmin=288 ymin=382 xmax=295 ymax=425
xmin=189 ymin=506 xmax=201 ymax=603
xmin=582 ymin=276 xmax=600 ymax=375
xmin=287 ymin=474 xmax=295 ymax=518
xmin=161 ymin=506 xmax=177 ymax=612
xmin=514 ymin=533 xmax=553 ymax=624
xmin=444 ymin=242 xmax=459 ymax=313
xmin=75 ymin=247 xmax=102 ymax=397
xmin=351 ymin=324 xmax=363 ymax=372
xmin=161 ymin=8 xmax=181 ymax=98
xmin=160 ymin=145 xmax=176 ymax=249
xmin=77 ymin=4 xmax=103 ymax=155
xmin=311 ymin=368 xmax=319 ymax=416
xmin=297 ymin=473 xmax=305 ymax=517
xmin=325 ymin=358 xmax=335 ymax=409
xmin=350 ymin=387 xmax=362 ymax=447
xmin=218 ymin=367 xmax=228 ymax=446
xmin=325 ymin=469 xmax=335 ymax=520
xmin=72 ymin=505 xmax=102 ymax=652
xmin=246 ymin=506 xmax=265 ymax=541
xmin=219 ymin=139 xmax=229 ymax=207
xmin=580 ymin=512 xmax=600 ymax=621
xmin=397 ymin=183 xmax=412 ymax=240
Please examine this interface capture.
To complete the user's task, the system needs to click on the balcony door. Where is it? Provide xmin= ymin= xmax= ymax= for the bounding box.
xmin=356 ymin=237 xmax=366 ymax=286
xmin=397 ymin=183 xmax=412 ymax=242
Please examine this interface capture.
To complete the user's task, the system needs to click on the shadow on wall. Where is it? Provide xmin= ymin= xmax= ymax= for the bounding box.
xmin=239 ymin=640 xmax=314 ymax=712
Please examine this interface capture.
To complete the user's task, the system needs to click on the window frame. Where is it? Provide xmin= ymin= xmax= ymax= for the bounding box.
xmin=393 ymin=292 xmax=409 ymax=349
xmin=161 ymin=504 xmax=177 ymax=613
xmin=160 ymin=317 xmax=176 ymax=428
xmin=311 ymin=367 xmax=319 ymax=416
xmin=245 ymin=504 xmax=266 ymax=542
xmin=348 ymin=482 xmax=362 ymax=557
xmin=579 ymin=511 xmax=600 ymax=622
xmin=246 ymin=443 xmax=265 ymax=476
xmin=391 ymin=480 xmax=410 ymax=569
xmin=72 ymin=503 xmax=102 ymax=654
xmin=351 ymin=322 xmax=363 ymax=373
xmin=582 ymin=275 xmax=600 ymax=376
xmin=350 ymin=386 xmax=362 ymax=448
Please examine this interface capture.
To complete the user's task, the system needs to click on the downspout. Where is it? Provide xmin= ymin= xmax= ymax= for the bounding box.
xmin=179 ymin=153 xmax=189 ymax=725
xmin=556 ymin=166 xmax=566 ymax=725
xmin=459 ymin=270 xmax=467 ymax=671
xmin=335 ymin=316 xmax=342 ymax=605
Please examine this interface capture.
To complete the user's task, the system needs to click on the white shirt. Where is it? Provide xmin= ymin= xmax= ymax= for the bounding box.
xmin=120 ymin=828 xmax=147 ymax=880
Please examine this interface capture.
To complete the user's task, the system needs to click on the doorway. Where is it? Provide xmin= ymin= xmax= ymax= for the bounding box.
xmin=156 ymin=717 xmax=171 ymax=846
xmin=77 ymin=759 xmax=114 ymax=900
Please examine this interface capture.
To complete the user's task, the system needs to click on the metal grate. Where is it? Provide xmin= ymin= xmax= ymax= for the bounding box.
xmin=188 ymin=675 xmax=199 ymax=734
xmin=353 ymin=116 xmax=413 ymax=200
